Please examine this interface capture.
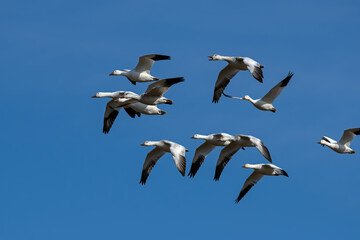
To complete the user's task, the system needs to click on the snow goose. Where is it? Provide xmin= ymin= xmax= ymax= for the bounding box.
xmin=92 ymin=91 xmax=166 ymax=134
xmin=119 ymin=77 xmax=184 ymax=105
xmin=188 ymin=133 xmax=235 ymax=178
xmin=214 ymin=134 xmax=272 ymax=181
xmin=318 ymin=128 xmax=360 ymax=154
xmin=223 ymin=72 xmax=294 ymax=112
xmin=235 ymin=163 xmax=288 ymax=203
xmin=140 ymin=140 xmax=189 ymax=184
xmin=209 ymin=54 xmax=264 ymax=103
xmin=109 ymin=54 xmax=170 ymax=85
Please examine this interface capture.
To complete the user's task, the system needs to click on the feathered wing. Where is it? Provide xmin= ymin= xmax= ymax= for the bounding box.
xmin=214 ymin=142 xmax=241 ymax=181
xmin=103 ymin=100 xmax=122 ymax=134
xmin=188 ymin=142 xmax=217 ymax=178
xmin=235 ymin=171 xmax=263 ymax=203
xmin=140 ymin=147 xmax=166 ymax=185
xmin=212 ymin=65 xmax=240 ymax=103
xmin=124 ymin=107 xmax=141 ymax=118
xmin=261 ymin=72 xmax=294 ymax=104
xmin=322 ymin=136 xmax=337 ymax=144
xmin=241 ymin=135 xmax=272 ymax=162
xmin=133 ymin=54 xmax=170 ymax=73
xmin=169 ymin=143 xmax=187 ymax=176
xmin=338 ymin=128 xmax=360 ymax=147
xmin=243 ymin=58 xmax=264 ymax=83
xmin=145 ymin=77 xmax=185 ymax=97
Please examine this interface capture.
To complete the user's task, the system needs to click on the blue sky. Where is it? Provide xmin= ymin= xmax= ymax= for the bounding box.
xmin=1 ymin=0 xmax=360 ymax=239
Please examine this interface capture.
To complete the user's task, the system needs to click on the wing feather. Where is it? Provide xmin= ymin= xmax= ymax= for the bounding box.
xmin=214 ymin=142 xmax=241 ymax=181
xmin=188 ymin=142 xmax=216 ymax=178
xmin=134 ymin=54 xmax=170 ymax=73
xmin=261 ymin=72 xmax=293 ymax=103
xmin=212 ymin=65 xmax=240 ymax=103
xmin=339 ymin=128 xmax=360 ymax=147
xmin=235 ymin=172 xmax=263 ymax=203
xmin=139 ymin=147 xmax=166 ymax=185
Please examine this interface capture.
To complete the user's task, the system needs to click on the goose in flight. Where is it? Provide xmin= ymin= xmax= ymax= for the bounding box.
xmin=119 ymin=77 xmax=184 ymax=105
xmin=214 ymin=134 xmax=272 ymax=181
xmin=109 ymin=54 xmax=171 ymax=85
xmin=235 ymin=163 xmax=288 ymax=203
xmin=223 ymin=72 xmax=294 ymax=112
xmin=318 ymin=128 xmax=360 ymax=154
xmin=92 ymin=91 xmax=166 ymax=134
xmin=188 ymin=133 xmax=235 ymax=178
xmin=140 ymin=140 xmax=188 ymax=184
xmin=209 ymin=54 xmax=264 ymax=103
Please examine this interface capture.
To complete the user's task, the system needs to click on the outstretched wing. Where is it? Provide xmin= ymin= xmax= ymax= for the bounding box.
xmin=243 ymin=58 xmax=264 ymax=83
xmin=103 ymin=100 xmax=122 ymax=134
xmin=214 ymin=142 xmax=241 ymax=181
xmin=169 ymin=143 xmax=187 ymax=176
xmin=124 ymin=107 xmax=141 ymax=118
xmin=139 ymin=147 xmax=166 ymax=185
xmin=133 ymin=54 xmax=170 ymax=73
xmin=188 ymin=142 xmax=216 ymax=178
xmin=145 ymin=77 xmax=185 ymax=97
xmin=338 ymin=128 xmax=360 ymax=147
xmin=261 ymin=72 xmax=294 ymax=104
xmin=322 ymin=136 xmax=337 ymax=144
xmin=212 ymin=65 xmax=240 ymax=103
xmin=235 ymin=171 xmax=263 ymax=203
xmin=241 ymin=135 xmax=272 ymax=163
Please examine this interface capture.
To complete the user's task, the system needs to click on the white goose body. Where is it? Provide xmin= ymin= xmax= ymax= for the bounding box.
xmin=214 ymin=134 xmax=272 ymax=181
xmin=188 ymin=133 xmax=234 ymax=178
xmin=92 ymin=91 xmax=166 ymax=134
xmin=224 ymin=72 xmax=294 ymax=112
xmin=318 ymin=128 xmax=360 ymax=154
xmin=236 ymin=163 xmax=288 ymax=203
xmin=209 ymin=54 xmax=264 ymax=103
xmin=140 ymin=140 xmax=188 ymax=184
xmin=109 ymin=54 xmax=170 ymax=85
xmin=120 ymin=77 xmax=184 ymax=105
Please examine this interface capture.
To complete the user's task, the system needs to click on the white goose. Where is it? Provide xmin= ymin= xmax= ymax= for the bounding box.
xmin=188 ymin=133 xmax=235 ymax=178
xmin=140 ymin=140 xmax=189 ymax=184
xmin=92 ymin=92 xmax=166 ymax=134
xmin=119 ymin=77 xmax=184 ymax=105
xmin=318 ymin=128 xmax=360 ymax=154
xmin=214 ymin=134 xmax=272 ymax=181
xmin=109 ymin=54 xmax=170 ymax=85
xmin=209 ymin=54 xmax=264 ymax=103
xmin=223 ymin=72 xmax=294 ymax=112
xmin=235 ymin=163 xmax=288 ymax=203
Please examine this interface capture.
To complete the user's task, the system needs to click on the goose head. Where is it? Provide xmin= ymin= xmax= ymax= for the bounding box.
xmin=241 ymin=95 xmax=251 ymax=101
xmin=317 ymin=140 xmax=326 ymax=147
xmin=242 ymin=164 xmax=252 ymax=169
xmin=140 ymin=141 xmax=158 ymax=146
xmin=92 ymin=92 xmax=101 ymax=98
xmin=208 ymin=54 xmax=221 ymax=61
xmin=190 ymin=134 xmax=201 ymax=139
xmin=109 ymin=70 xmax=129 ymax=76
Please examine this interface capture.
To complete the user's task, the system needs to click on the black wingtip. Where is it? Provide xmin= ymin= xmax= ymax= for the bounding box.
xmin=354 ymin=129 xmax=360 ymax=135
xmin=163 ymin=77 xmax=185 ymax=85
xmin=151 ymin=55 xmax=171 ymax=61
xmin=280 ymin=72 xmax=294 ymax=87
xmin=282 ymin=170 xmax=289 ymax=177
xmin=212 ymin=96 xmax=220 ymax=103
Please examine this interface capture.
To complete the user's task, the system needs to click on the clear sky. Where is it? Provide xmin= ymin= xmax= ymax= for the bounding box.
xmin=1 ymin=0 xmax=360 ymax=239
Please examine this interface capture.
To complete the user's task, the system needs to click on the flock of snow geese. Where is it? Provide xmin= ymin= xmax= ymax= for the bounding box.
xmin=92 ymin=54 xmax=360 ymax=203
